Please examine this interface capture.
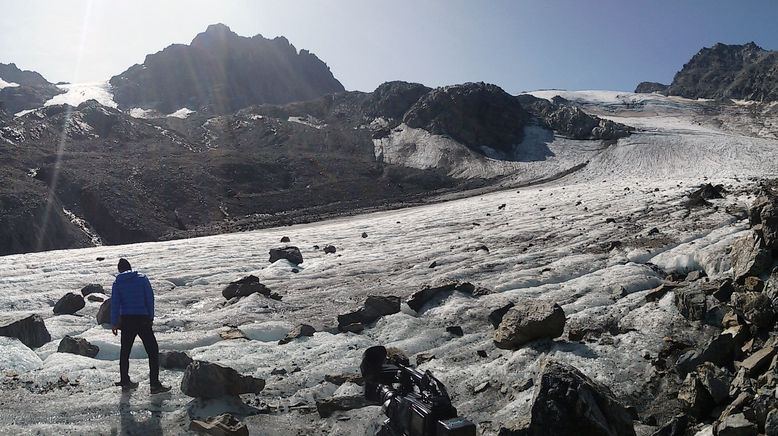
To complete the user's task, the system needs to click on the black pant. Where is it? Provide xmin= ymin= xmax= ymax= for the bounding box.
xmin=119 ymin=315 xmax=160 ymax=385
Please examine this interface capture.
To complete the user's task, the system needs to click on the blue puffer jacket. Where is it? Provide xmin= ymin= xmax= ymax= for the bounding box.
xmin=111 ymin=271 xmax=155 ymax=326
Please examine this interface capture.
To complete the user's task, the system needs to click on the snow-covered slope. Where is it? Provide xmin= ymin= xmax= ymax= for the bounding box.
xmin=44 ymin=81 xmax=118 ymax=108
xmin=0 ymin=90 xmax=776 ymax=435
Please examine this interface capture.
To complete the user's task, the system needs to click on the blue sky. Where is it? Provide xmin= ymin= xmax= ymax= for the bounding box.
xmin=1 ymin=0 xmax=777 ymax=93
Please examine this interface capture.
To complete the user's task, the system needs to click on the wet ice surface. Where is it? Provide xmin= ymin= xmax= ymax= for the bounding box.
xmin=1 ymin=91 xmax=777 ymax=435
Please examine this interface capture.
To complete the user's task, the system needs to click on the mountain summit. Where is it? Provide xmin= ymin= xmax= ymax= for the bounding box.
xmin=637 ymin=42 xmax=778 ymax=101
xmin=109 ymin=24 xmax=345 ymax=114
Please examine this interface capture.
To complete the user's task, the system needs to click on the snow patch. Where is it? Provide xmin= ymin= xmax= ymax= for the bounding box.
xmin=44 ymin=82 xmax=118 ymax=108
xmin=0 ymin=77 xmax=20 ymax=89
xmin=288 ymin=115 xmax=326 ymax=129
xmin=128 ymin=108 xmax=157 ymax=119
xmin=62 ymin=208 xmax=102 ymax=246
xmin=167 ymin=108 xmax=195 ymax=119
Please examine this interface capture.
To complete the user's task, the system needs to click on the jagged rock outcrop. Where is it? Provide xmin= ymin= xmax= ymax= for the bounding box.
xmin=0 ymin=63 xmax=63 ymax=114
xmin=363 ymin=81 xmax=431 ymax=120
xmin=500 ymin=361 xmax=636 ymax=436
xmin=634 ymin=81 xmax=669 ymax=94
xmin=665 ymin=42 xmax=778 ymax=101
xmin=110 ymin=23 xmax=344 ymax=114
xmin=0 ymin=314 xmax=51 ymax=348
xmin=516 ymin=94 xmax=632 ymax=140
xmin=403 ymin=82 xmax=531 ymax=154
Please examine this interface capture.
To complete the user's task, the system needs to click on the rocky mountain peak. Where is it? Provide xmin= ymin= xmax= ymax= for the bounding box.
xmin=109 ymin=24 xmax=345 ymax=114
xmin=662 ymin=42 xmax=778 ymax=101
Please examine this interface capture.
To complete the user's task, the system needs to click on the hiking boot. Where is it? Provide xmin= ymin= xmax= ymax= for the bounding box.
xmin=150 ymin=384 xmax=171 ymax=394
xmin=116 ymin=380 xmax=139 ymax=391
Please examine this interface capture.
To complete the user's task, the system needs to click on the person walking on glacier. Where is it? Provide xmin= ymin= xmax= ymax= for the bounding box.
xmin=111 ymin=258 xmax=171 ymax=394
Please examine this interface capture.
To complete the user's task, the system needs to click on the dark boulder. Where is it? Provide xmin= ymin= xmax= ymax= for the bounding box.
xmin=269 ymin=246 xmax=303 ymax=265
xmin=96 ymin=299 xmax=111 ymax=325
xmin=80 ymin=284 xmax=105 ymax=297
xmin=337 ymin=296 xmax=400 ymax=332
xmin=494 ymin=301 xmax=566 ymax=349
xmin=57 ymin=335 xmax=99 ymax=358
xmin=53 ymin=293 xmax=85 ymax=315
xmin=506 ymin=361 xmax=636 ymax=436
xmin=221 ymin=275 xmax=271 ymax=300
xmin=181 ymin=361 xmax=265 ymax=399
xmin=159 ymin=351 xmax=193 ymax=369
xmin=0 ymin=314 xmax=51 ymax=348
xmin=323 ymin=245 xmax=337 ymax=254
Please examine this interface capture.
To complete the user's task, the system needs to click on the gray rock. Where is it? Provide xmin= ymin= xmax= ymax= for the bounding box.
xmin=678 ymin=372 xmax=715 ymax=419
xmin=732 ymin=292 xmax=775 ymax=329
xmin=221 ymin=275 xmax=271 ymax=300
xmin=494 ymin=301 xmax=566 ymax=349
xmin=53 ymin=292 xmax=85 ymax=315
xmin=750 ymin=193 xmax=778 ymax=250
xmin=315 ymin=395 xmax=371 ymax=418
xmin=766 ymin=409 xmax=778 ymax=436
xmin=0 ymin=314 xmax=51 ymax=348
xmin=57 ymin=335 xmax=99 ymax=358
xmin=278 ymin=324 xmax=315 ymax=345
xmin=716 ymin=413 xmax=757 ymax=436
xmin=323 ymin=245 xmax=337 ymax=254
xmin=181 ymin=361 xmax=265 ymax=399
xmin=696 ymin=362 xmax=732 ymax=405
xmin=738 ymin=346 xmax=776 ymax=377
xmin=96 ymin=299 xmax=111 ymax=325
xmin=674 ymin=287 xmax=707 ymax=321
xmin=337 ymin=296 xmax=400 ymax=331
xmin=268 ymin=246 xmax=303 ymax=265
xmin=516 ymin=360 xmax=636 ymax=436
xmin=488 ymin=303 xmax=515 ymax=328
xmin=189 ymin=413 xmax=248 ymax=436
xmin=730 ymin=233 xmax=771 ymax=284
xmin=79 ymin=284 xmax=105 ymax=297
xmin=160 ymin=351 xmax=193 ymax=369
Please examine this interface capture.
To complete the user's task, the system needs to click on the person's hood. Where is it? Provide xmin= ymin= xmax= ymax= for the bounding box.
xmin=115 ymin=271 xmax=140 ymax=282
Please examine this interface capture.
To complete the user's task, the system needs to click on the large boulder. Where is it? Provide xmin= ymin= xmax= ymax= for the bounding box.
xmin=96 ymin=299 xmax=111 ymax=325
xmin=53 ymin=292 xmax=85 ymax=315
xmin=507 ymin=361 xmax=636 ymax=436
xmin=57 ymin=335 xmax=99 ymax=358
xmin=181 ymin=361 xmax=265 ymax=399
xmin=268 ymin=247 xmax=303 ymax=265
xmin=0 ymin=314 xmax=51 ymax=348
xmin=730 ymin=232 xmax=772 ymax=283
xmin=221 ymin=275 xmax=271 ymax=300
xmin=674 ymin=287 xmax=707 ymax=321
xmin=494 ymin=301 xmax=566 ymax=349
xmin=337 ymin=296 xmax=401 ymax=332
